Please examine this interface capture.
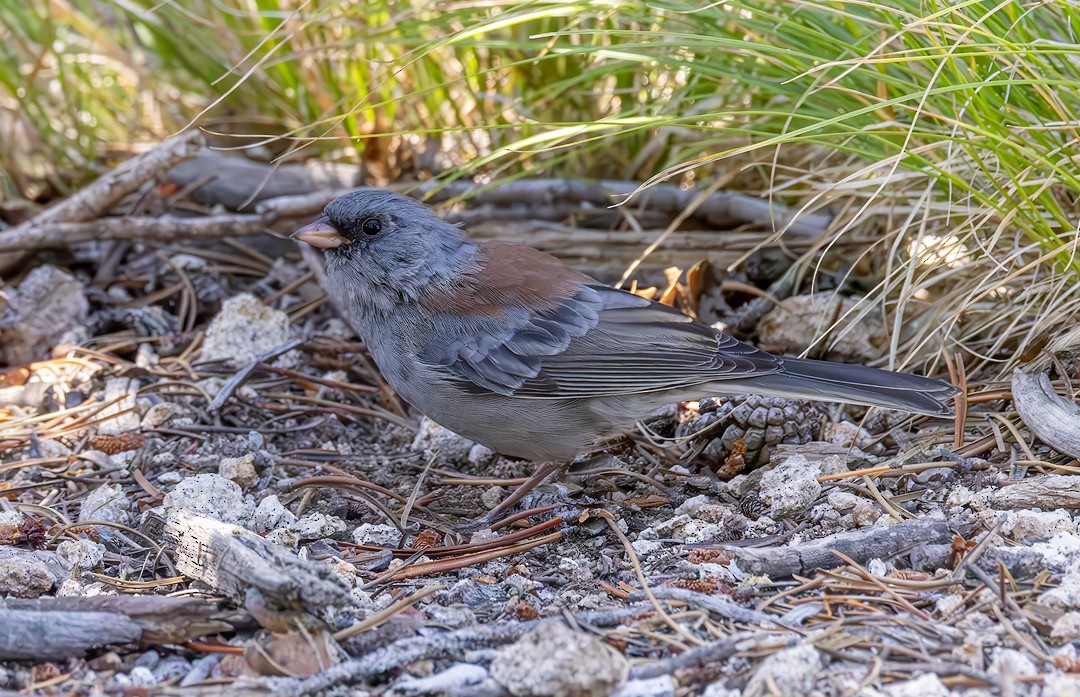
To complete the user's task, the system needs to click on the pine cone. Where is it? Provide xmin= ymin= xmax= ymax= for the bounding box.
xmin=89 ymin=432 xmax=145 ymax=455
xmin=677 ymin=395 xmax=823 ymax=472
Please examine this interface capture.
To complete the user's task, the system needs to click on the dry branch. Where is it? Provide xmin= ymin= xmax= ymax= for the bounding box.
xmin=0 ymin=215 xmax=267 ymax=254
xmin=1012 ymin=369 xmax=1080 ymax=459
xmin=0 ymin=132 xmax=204 ymax=271
xmin=724 ymin=518 xmax=954 ymax=578
xmin=0 ymin=596 xmax=227 ymax=660
xmin=164 ymin=510 xmax=349 ymax=619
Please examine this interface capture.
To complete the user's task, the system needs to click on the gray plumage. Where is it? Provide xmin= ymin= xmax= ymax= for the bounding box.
xmin=295 ymin=189 xmax=959 ymax=461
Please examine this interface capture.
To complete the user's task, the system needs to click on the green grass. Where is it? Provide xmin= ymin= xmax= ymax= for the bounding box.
xmin=3 ymin=0 xmax=1080 ymax=376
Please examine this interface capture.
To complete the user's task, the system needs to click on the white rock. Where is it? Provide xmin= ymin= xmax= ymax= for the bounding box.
xmin=759 ymin=454 xmax=821 ymax=519
xmin=281 ymin=513 xmax=348 ymax=541
xmin=162 ymin=473 xmax=254 ymax=525
xmin=1052 ymin=611 xmax=1080 ymax=642
xmin=989 ymin=647 xmax=1038 ymax=678
xmin=1002 ymin=509 xmax=1077 ymax=545
xmin=827 ymin=490 xmax=860 ymax=511
xmin=353 ymin=523 xmax=400 ymax=547
xmin=1028 ymin=534 xmax=1080 ymax=577
xmin=140 ymin=402 xmax=195 ymax=430
xmin=250 ymin=495 xmax=296 ymax=534
xmin=491 ymin=619 xmax=628 ymax=697
xmin=218 ymin=453 xmax=258 ymax=488
xmin=79 ymin=483 xmax=130 ymax=525
xmin=935 ymin=593 xmax=965 ymax=617
xmin=467 ymin=443 xmax=497 ymax=467
xmin=200 ymin=294 xmax=292 ymax=366
xmin=0 ymin=547 xmax=70 ymax=598
xmin=97 ymin=377 xmax=142 ymax=435
xmin=1044 ymin=673 xmax=1080 ymax=697
xmin=631 ymin=539 xmax=665 ymax=557
xmin=56 ymin=538 xmax=105 ymax=569
xmin=392 ymin=663 xmax=494 ymax=695
xmin=883 ymin=673 xmax=949 ymax=697
xmin=701 ymin=684 xmax=741 ymax=697
xmin=675 ymin=495 xmax=713 ymax=516
xmin=826 ymin=420 xmax=880 ymax=453
xmin=757 ymin=293 xmax=884 ymax=360
xmin=744 ymin=644 xmax=824 ymax=697
xmin=412 ymin=416 xmax=475 ymax=464
xmin=0 ymin=265 xmax=88 ymax=365
xmin=613 ymin=675 xmax=675 ymax=697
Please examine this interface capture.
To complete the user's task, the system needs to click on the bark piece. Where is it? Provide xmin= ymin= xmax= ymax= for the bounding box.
xmin=1012 ymin=369 xmax=1080 ymax=459
xmin=724 ymin=518 xmax=953 ymax=578
xmin=163 ymin=510 xmax=349 ymax=616
xmin=0 ymin=595 xmax=228 ymax=660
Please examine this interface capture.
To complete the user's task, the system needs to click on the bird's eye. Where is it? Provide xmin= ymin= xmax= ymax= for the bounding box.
xmin=361 ymin=217 xmax=382 ymax=236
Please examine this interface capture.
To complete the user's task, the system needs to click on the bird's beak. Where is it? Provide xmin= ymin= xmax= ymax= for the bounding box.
xmin=291 ymin=218 xmax=349 ymax=249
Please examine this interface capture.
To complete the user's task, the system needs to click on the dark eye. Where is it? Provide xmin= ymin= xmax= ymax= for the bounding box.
xmin=362 ymin=217 xmax=382 ymax=235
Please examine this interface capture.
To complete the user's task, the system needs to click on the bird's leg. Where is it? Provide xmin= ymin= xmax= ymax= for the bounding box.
xmin=485 ymin=460 xmax=565 ymax=521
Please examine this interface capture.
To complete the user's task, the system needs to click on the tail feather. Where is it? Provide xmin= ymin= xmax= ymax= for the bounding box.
xmin=749 ymin=357 xmax=960 ymax=416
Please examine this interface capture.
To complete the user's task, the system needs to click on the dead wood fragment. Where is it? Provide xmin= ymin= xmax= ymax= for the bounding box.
xmin=0 ymin=609 xmax=141 ymax=660
xmin=1011 ymin=369 xmax=1080 ymax=459
xmin=992 ymin=474 xmax=1080 ymax=510
xmin=0 ymin=596 xmax=227 ymax=660
xmin=163 ymin=511 xmax=349 ymax=622
xmin=723 ymin=518 xmax=953 ymax=578
xmin=0 ymin=131 xmax=203 ymax=272
xmin=0 ymin=215 xmax=267 ymax=254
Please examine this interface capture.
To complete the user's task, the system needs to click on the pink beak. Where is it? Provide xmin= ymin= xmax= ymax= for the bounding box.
xmin=291 ymin=218 xmax=348 ymax=249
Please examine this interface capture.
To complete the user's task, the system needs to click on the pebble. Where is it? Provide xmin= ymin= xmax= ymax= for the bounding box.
xmin=883 ymin=673 xmax=950 ymax=697
xmin=161 ymin=473 xmax=254 ymax=525
xmin=250 ymin=494 xmax=296 ymax=534
xmin=218 ymin=453 xmax=258 ymax=488
xmin=79 ymin=483 xmax=131 ymax=525
xmin=353 ymin=523 xmax=401 ymax=547
xmin=0 ymin=265 xmax=88 ymax=365
xmin=200 ymin=293 xmax=292 ymax=366
xmin=0 ymin=547 xmax=69 ymax=598
xmin=490 ymin=619 xmax=628 ymax=697
xmin=743 ymin=644 xmax=824 ymax=697
xmin=56 ymin=538 xmax=105 ymax=569
xmin=759 ymin=454 xmax=821 ymax=519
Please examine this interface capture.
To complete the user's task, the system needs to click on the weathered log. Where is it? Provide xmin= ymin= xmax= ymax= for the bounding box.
xmin=723 ymin=518 xmax=954 ymax=578
xmin=163 ymin=511 xmax=349 ymax=618
xmin=0 ymin=595 xmax=228 ymax=660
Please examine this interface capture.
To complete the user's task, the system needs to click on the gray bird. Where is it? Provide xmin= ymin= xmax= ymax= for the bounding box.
xmin=294 ymin=189 xmax=959 ymax=462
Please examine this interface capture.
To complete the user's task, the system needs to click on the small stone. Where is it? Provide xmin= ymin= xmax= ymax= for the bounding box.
xmin=757 ymin=293 xmax=884 ymax=361
xmin=743 ymin=644 xmax=824 ymax=697
xmin=200 ymin=294 xmax=292 ymax=366
xmin=56 ymin=539 xmax=105 ymax=569
xmin=1003 ymin=509 xmax=1077 ymax=545
xmin=883 ymin=673 xmax=949 ymax=697
xmin=825 ymin=420 xmax=880 ymax=453
xmin=141 ymin=402 xmax=195 ymax=430
xmin=759 ymin=454 xmax=821 ymax=519
xmin=1040 ymin=565 xmax=1080 ymax=610
xmin=851 ymin=500 xmax=882 ymax=527
xmin=468 ymin=444 xmax=497 ymax=467
xmin=935 ymin=593 xmax=965 ymax=617
xmin=97 ymin=377 xmax=141 ymax=435
xmin=0 ymin=265 xmax=88 ymax=365
xmin=250 ymin=495 xmax=296 ymax=534
xmin=218 ymin=453 xmax=258 ymax=488
xmin=412 ymin=417 xmax=476 ymax=464
xmin=491 ymin=619 xmax=628 ymax=697
xmin=1052 ymin=611 xmax=1080 ymax=642
xmin=612 ymin=675 xmax=675 ymax=697
xmin=79 ymin=483 xmax=130 ymax=525
xmin=353 ymin=523 xmax=400 ymax=547
xmin=0 ymin=548 xmax=69 ymax=598
xmin=162 ymin=473 xmax=254 ymax=525
xmin=826 ymin=490 xmax=860 ymax=512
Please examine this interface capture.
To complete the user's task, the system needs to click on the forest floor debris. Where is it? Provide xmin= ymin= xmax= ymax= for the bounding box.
xmin=2 ymin=140 xmax=1080 ymax=695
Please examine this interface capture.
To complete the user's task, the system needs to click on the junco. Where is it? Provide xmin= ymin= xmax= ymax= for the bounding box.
xmin=294 ymin=190 xmax=959 ymax=462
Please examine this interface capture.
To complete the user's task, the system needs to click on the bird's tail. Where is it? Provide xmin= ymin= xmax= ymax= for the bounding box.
xmin=747 ymin=357 xmax=960 ymax=416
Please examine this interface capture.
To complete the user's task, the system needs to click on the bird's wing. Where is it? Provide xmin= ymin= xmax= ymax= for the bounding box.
xmin=419 ymin=243 xmax=782 ymax=398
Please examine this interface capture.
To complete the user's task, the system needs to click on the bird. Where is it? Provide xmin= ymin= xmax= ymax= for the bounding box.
xmin=293 ymin=189 xmax=959 ymax=464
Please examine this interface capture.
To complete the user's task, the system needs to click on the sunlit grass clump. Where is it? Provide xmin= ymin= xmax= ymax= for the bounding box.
xmin=2 ymin=0 xmax=1079 ymax=375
